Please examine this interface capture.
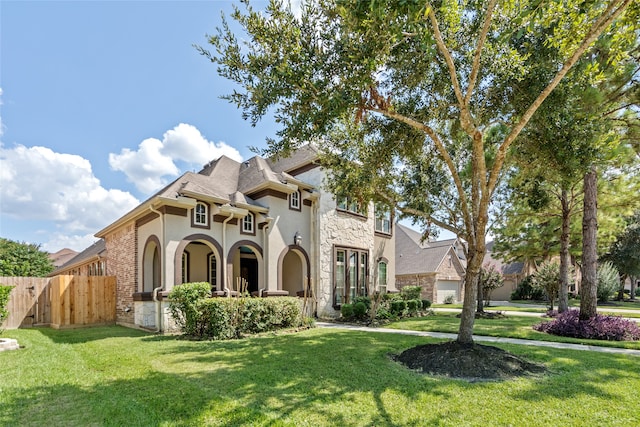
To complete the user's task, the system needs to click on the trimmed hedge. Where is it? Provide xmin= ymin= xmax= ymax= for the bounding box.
xmin=534 ymin=309 xmax=640 ymax=341
xmin=167 ymin=282 xmax=212 ymax=336
xmin=173 ymin=296 xmax=303 ymax=340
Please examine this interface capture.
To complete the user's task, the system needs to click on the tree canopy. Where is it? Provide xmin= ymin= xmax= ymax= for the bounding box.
xmin=0 ymin=238 xmax=54 ymax=277
xmin=203 ymin=0 xmax=637 ymax=342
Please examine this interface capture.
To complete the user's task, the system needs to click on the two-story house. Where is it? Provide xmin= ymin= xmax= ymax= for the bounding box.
xmin=94 ymin=145 xmax=396 ymax=330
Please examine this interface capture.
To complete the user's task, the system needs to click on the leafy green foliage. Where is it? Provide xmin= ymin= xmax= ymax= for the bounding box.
xmin=604 ymin=210 xmax=640 ymax=280
xmin=597 ymin=261 xmax=620 ymax=303
xmin=511 ymin=275 xmax=545 ymax=301
xmin=0 ymin=285 xmax=14 ymax=333
xmin=167 ymin=282 xmax=212 ymax=336
xmin=400 ymin=286 xmax=422 ymax=301
xmin=206 ymin=0 xmax=636 ymax=343
xmin=353 ymin=301 xmax=367 ymax=319
xmin=340 ymin=303 xmax=354 ymax=319
xmin=532 ymin=262 xmax=561 ymax=310
xmin=0 ymin=238 xmax=54 ymax=277
xmin=480 ymin=264 xmax=504 ymax=305
xmin=176 ymin=296 xmax=303 ymax=340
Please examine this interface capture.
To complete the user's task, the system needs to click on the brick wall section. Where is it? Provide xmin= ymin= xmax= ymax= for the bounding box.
xmin=105 ymin=221 xmax=137 ymax=325
xmin=396 ymin=274 xmax=436 ymax=302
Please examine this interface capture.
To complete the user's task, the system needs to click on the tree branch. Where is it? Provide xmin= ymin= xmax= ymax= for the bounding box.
xmin=464 ymin=0 xmax=497 ymax=105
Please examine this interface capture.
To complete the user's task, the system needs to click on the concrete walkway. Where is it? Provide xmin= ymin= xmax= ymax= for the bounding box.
xmin=316 ymin=322 xmax=640 ymax=357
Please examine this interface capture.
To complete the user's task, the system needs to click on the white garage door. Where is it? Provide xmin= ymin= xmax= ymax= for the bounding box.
xmin=436 ymin=280 xmax=460 ymax=303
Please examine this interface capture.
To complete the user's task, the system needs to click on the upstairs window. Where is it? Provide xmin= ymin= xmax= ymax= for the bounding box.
xmin=336 ymin=197 xmax=366 ymax=216
xmin=194 ymin=202 xmax=208 ymax=226
xmin=375 ymin=204 xmax=392 ymax=235
xmin=242 ymin=212 xmax=255 ymax=234
xmin=289 ymin=190 xmax=301 ymax=211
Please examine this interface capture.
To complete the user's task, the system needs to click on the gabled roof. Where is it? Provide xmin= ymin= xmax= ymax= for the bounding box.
xmin=48 ymin=248 xmax=78 ymax=268
xmin=484 ymin=241 xmax=525 ymax=276
xmin=51 ymin=239 xmax=106 ymax=275
xmin=96 ymin=146 xmax=317 ymax=238
xmin=395 ymin=224 xmax=464 ymax=275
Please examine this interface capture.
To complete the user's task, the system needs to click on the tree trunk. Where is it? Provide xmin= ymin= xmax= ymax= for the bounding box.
xmin=457 ymin=242 xmax=484 ymax=344
xmin=558 ymin=188 xmax=571 ymax=313
xmin=617 ymin=274 xmax=627 ymax=301
xmin=580 ymin=167 xmax=598 ymax=320
xmin=476 ymin=274 xmax=484 ymax=313
xmin=631 ymin=276 xmax=637 ymax=301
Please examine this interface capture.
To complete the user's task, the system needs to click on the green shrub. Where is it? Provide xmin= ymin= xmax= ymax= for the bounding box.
xmin=167 ymin=282 xmax=211 ymax=336
xmin=511 ymin=275 xmax=544 ymax=300
xmin=341 ymin=303 xmax=354 ymax=318
xmin=353 ymin=301 xmax=367 ymax=318
xmin=401 ymin=286 xmax=422 ymax=301
xmin=597 ymin=261 xmax=620 ymax=303
xmin=352 ymin=296 xmax=371 ymax=309
xmin=421 ymin=299 xmax=432 ymax=309
xmin=443 ymin=295 xmax=455 ymax=304
xmin=375 ymin=306 xmax=392 ymax=319
xmin=390 ymin=299 xmax=406 ymax=314
xmin=0 ymin=285 xmax=14 ymax=333
xmin=191 ymin=297 xmax=303 ymax=340
xmin=406 ymin=299 xmax=420 ymax=313
xmin=198 ymin=298 xmax=238 ymax=340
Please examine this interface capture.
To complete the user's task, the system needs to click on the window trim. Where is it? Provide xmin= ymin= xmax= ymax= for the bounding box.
xmin=336 ymin=196 xmax=367 ymax=218
xmin=377 ymin=258 xmax=388 ymax=295
xmin=333 ymin=246 xmax=369 ymax=307
xmin=191 ymin=201 xmax=210 ymax=229
xmin=289 ymin=190 xmax=301 ymax=211
xmin=241 ymin=212 xmax=256 ymax=235
xmin=374 ymin=204 xmax=393 ymax=236
xmin=208 ymin=253 xmax=217 ymax=291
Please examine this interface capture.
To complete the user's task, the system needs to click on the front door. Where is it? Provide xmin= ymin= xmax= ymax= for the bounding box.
xmin=240 ymin=257 xmax=259 ymax=294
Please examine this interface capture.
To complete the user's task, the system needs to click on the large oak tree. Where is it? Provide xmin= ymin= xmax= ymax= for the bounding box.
xmin=203 ymin=0 xmax=636 ymax=343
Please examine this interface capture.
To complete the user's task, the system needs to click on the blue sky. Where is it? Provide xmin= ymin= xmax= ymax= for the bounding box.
xmin=1 ymin=0 xmax=288 ymax=252
xmin=1 ymin=0 xmax=441 ymax=253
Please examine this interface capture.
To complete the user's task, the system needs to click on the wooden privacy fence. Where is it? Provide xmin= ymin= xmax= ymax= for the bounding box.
xmin=0 ymin=275 xmax=116 ymax=329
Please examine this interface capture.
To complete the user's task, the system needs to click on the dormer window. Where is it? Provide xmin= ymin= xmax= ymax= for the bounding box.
xmin=242 ymin=212 xmax=255 ymax=234
xmin=289 ymin=190 xmax=301 ymax=211
xmin=192 ymin=202 xmax=209 ymax=228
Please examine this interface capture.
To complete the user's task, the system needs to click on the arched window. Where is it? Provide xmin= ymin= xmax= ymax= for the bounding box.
xmin=208 ymin=253 xmax=217 ymax=290
xmin=242 ymin=212 xmax=255 ymax=234
xmin=289 ymin=190 xmax=301 ymax=210
xmin=194 ymin=202 xmax=208 ymax=226
xmin=377 ymin=260 xmax=388 ymax=294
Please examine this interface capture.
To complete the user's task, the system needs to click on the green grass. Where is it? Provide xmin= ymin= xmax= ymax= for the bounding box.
xmin=2 ymin=326 xmax=640 ymax=426
xmin=387 ymin=313 xmax=640 ymax=349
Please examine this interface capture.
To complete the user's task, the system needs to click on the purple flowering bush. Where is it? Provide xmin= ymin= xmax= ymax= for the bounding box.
xmin=534 ymin=309 xmax=640 ymax=341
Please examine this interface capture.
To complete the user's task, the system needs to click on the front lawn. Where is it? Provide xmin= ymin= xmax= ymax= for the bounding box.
xmin=2 ymin=326 xmax=640 ymax=426
xmin=386 ymin=313 xmax=640 ymax=349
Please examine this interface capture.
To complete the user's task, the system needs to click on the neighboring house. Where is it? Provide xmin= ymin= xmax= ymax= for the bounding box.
xmin=94 ymin=145 xmax=396 ymax=330
xmin=50 ymin=240 xmax=107 ymax=277
xmin=48 ymin=248 xmax=78 ymax=268
xmin=395 ymin=224 xmax=465 ymax=303
xmin=482 ymin=241 xmax=529 ymax=301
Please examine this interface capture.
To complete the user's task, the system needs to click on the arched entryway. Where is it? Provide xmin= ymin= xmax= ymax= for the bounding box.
xmin=142 ymin=236 xmax=161 ymax=292
xmin=279 ymin=245 xmax=310 ymax=297
xmin=174 ymin=234 xmax=223 ymax=291
xmin=228 ymin=241 xmax=263 ymax=295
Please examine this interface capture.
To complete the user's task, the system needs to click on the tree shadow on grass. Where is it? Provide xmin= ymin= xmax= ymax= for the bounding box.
xmin=2 ymin=327 xmax=639 ymax=426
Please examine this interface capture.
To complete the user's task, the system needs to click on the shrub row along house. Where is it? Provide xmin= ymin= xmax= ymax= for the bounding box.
xmin=54 ymin=145 xmax=397 ymax=330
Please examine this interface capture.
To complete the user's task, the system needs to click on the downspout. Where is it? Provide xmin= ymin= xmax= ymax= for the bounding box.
xmin=310 ymin=194 xmax=319 ymax=317
xmin=222 ymin=214 xmax=237 ymax=296
xmin=261 ymin=217 xmax=274 ymax=297
xmin=150 ymin=204 xmax=164 ymax=333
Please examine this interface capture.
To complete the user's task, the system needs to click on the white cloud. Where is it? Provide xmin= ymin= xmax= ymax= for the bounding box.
xmin=0 ymin=143 xmax=140 ymax=248
xmin=109 ymin=123 xmax=242 ymax=194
